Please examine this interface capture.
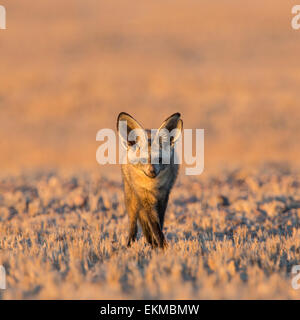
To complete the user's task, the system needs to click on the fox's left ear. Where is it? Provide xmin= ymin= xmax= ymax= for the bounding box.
xmin=157 ymin=113 xmax=183 ymax=146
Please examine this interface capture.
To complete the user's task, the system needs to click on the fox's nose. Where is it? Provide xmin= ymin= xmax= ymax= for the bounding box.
xmin=148 ymin=166 xmax=157 ymax=178
xmin=146 ymin=165 xmax=159 ymax=178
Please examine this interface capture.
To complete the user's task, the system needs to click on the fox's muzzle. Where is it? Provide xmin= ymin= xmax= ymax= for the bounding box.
xmin=144 ymin=164 xmax=160 ymax=178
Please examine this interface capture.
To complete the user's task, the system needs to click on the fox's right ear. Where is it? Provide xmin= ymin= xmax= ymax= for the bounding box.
xmin=117 ymin=112 xmax=146 ymax=148
xmin=157 ymin=112 xmax=183 ymax=147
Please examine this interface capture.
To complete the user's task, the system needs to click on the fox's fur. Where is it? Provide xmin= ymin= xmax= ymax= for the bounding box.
xmin=117 ymin=112 xmax=183 ymax=249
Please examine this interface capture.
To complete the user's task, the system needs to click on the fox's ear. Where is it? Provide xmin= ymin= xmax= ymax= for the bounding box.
xmin=157 ymin=113 xmax=183 ymax=146
xmin=117 ymin=112 xmax=146 ymax=148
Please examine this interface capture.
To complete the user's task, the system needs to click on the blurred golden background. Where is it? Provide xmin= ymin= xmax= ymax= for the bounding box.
xmin=0 ymin=0 xmax=299 ymax=174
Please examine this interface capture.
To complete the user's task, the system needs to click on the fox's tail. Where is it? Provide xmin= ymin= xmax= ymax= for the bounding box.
xmin=138 ymin=212 xmax=167 ymax=249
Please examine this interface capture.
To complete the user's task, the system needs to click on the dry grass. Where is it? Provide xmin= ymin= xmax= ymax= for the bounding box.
xmin=0 ymin=165 xmax=299 ymax=299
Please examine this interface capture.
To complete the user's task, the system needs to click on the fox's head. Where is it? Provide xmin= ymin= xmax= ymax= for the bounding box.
xmin=117 ymin=112 xmax=183 ymax=179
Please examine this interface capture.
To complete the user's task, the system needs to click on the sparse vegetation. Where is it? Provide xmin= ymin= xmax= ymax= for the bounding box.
xmin=0 ymin=166 xmax=299 ymax=299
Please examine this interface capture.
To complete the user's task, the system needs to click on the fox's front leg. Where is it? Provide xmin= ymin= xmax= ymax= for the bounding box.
xmin=123 ymin=182 xmax=138 ymax=247
xmin=147 ymin=214 xmax=167 ymax=249
xmin=140 ymin=209 xmax=167 ymax=249
xmin=127 ymin=214 xmax=138 ymax=247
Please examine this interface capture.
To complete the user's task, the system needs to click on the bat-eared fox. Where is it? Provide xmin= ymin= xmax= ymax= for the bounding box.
xmin=117 ymin=112 xmax=183 ymax=249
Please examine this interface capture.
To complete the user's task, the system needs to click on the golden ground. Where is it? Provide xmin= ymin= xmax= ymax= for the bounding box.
xmin=0 ymin=166 xmax=299 ymax=299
